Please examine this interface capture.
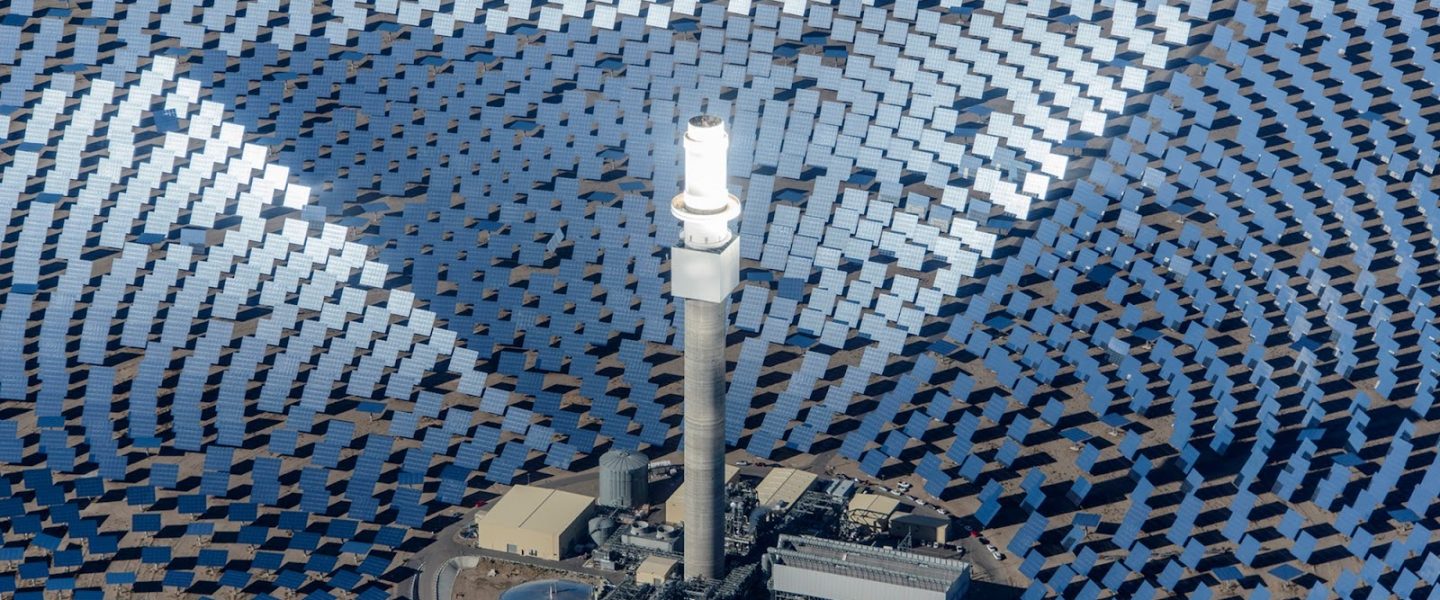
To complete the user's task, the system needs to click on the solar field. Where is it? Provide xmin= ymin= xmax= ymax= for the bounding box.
xmin=0 ymin=0 xmax=1438 ymax=598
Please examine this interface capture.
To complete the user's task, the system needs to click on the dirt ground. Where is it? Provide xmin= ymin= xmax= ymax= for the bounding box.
xmin=451 ymin=557 xmax=607 ymax=600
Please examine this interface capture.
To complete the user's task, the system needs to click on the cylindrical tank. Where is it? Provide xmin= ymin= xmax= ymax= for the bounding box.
xmin=588 ymin=517 xmax=616 ymax=546
xmin=598 ymin=449 xmax=650 ymax=509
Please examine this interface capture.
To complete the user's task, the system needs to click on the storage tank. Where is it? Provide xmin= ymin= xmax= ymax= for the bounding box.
xmin=499 ymin=580 xmax=593 ymax=600
xmin=598 ymin=449 xmax=650 ymax=509
xmin=588 ymin=517 xmax=617 ymax=546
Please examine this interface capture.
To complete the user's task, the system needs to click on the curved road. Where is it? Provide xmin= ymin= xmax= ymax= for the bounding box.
xmin=436 ymin=556 xmax=480 ymax=600
xmin=402 ymin=507 xmax=483 ymax=600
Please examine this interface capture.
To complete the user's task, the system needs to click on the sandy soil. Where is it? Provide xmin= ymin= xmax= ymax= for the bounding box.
xmin=451 ymin=557 xmax=606 ymax=600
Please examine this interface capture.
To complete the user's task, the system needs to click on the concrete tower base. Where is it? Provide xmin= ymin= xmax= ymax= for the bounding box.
xmin=682 ymin=297 xmax=727 ymax=580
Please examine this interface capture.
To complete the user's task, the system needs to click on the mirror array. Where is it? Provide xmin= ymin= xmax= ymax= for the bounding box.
xmin=0 ymin=53 xmax=505 ymax=596
xmin=0 ymin=0 xmax=1438 ymax=597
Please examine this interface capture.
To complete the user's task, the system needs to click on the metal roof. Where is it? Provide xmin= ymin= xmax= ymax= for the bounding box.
xmin=847 ymin=493 xmax=901 ymax=518
xmin=768 ymin=535 xmax=971 ymax=593
xmin=755 ymin=468 xmax=818 ymax=509
xmin=893 ymin=513 xmax=949 ymax=529
xmin=636 ymin=555 xmax=679 ymax=579
xmin=479 ymin=485 xmax=594 ymax=535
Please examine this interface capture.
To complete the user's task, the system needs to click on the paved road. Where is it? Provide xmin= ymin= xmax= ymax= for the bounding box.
xmin=956 ymin=535 xmax=1015 ymax=588
xmin=400 ymin=506 xmax=481 ymax=600
xmin=397 ymin=504 xmax=627 ymax=600
xmin=436 ymin=557 xmax=478 ymax=600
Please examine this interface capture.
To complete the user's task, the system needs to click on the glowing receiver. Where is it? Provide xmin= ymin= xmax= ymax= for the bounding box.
xmin=670 ymin=115 xmax=741 ymax=304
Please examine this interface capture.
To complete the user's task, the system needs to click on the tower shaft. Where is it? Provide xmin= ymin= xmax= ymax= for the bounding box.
xmin=682 ymin=297 xmax=727 ymax=580
xmin=669 ymin=114 xmax=741 ymax=581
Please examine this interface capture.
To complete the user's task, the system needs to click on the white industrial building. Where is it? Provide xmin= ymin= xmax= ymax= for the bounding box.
xmin=764 ymin=535 xmax=971 ymax=600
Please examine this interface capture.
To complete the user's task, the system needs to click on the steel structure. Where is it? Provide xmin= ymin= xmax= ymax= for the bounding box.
xmin=765 ymin=535 xmax=971 ymax=600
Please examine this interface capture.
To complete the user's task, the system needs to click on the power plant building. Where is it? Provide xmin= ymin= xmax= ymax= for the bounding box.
xmin=846 ymin=493 xmax=901 ymax=528
xmin=664 ymin=464 xmax=740 ymax=525
xmin=765 ymin=535 xmax=972 ymax=600
xmin=635 ymin=555 xmax=681 ymax=586
xmin=598 ymin=449 xmax=650 ymax=509
xmin=754 ymin=468 xmax=818 ymax=511
xmin=892 ymin=513 xmax=952 ymax=545
xmin=617 ymin=520 xmax=682 ymax=553
xmin=473 ymin=485 xmax=596 ymax=561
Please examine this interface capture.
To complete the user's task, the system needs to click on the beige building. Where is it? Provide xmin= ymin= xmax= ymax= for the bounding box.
xmin=847 ymin=493 xmax=901 ymax=528
xmin=892 ymin=513 xmax=951 ymax=544
xmin=474 ymin=485 xmax=595 ymax=560
xmin=664 ymin=464 xmax=739 ymax=525
xmin=635 ymin=555 xmax=680 ymax=586
xmin=754 ymin=468 xmax=818 ymax=511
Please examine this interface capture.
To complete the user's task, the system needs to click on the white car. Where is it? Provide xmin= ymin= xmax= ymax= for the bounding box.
xmin=986 ymin=545 xmax=1003 ymax=560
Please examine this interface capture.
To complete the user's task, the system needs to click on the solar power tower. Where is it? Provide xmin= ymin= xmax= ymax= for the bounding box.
xmin=670 ymin=115 xmax=741 ymax=580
